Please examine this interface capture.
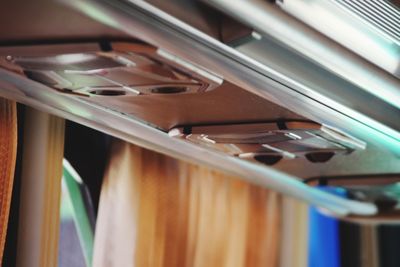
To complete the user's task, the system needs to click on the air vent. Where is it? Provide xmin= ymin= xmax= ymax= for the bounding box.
xmin=169 ymin=121 xmax=365 ymax=166
xmin=2 ymin=43 xmax=222 ymax=97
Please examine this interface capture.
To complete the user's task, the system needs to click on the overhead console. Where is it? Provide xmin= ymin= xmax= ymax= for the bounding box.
xmin=0 ymin=41 xmax=373 ymax=174
xmin=170 ymin=121 xmax=365 ymax=166
xmin=2 ymin=43 xmax=221 ymax=97
xmin=0 ymin=41 xmax=398 ymax=177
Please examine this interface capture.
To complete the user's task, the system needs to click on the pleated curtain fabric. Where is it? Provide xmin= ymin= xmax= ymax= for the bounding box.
xmin=360 ymin=224 xmax=379 ymax=267
xmin=93 ymin=140 xmax=282 ymax=267
xmin=16 ymin=108 xmax=65 ymax=267
xmin=0 ymin=97 xmax=17 ymax=263
xmin=279 ymin=197 xmax=309 ymax=267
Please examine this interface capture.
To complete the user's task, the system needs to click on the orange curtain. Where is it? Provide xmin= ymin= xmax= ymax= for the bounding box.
xmin=0 ymin=97 xmax=17 ymax=263
xmin=93 ymin=140 xmax=281 ymax=267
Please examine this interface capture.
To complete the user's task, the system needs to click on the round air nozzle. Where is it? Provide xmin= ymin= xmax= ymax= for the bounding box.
xmin=305 ymin=152 xmax=335 ymax=163
xmin=254 ymin=155 xmax=283 ymax=166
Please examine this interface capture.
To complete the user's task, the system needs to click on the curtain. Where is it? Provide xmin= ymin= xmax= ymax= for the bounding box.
xmin=0 ymin=98 xmax=17 ymax=263
xmin=93 ymin=140 xmax=282 ymax=267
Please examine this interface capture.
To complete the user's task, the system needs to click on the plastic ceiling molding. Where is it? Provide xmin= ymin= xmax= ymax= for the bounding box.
xmin=203 ymin=0 xmax=400 ymax=110
xmin=277 ymin=0 xmax=400 ymax=76
xmin=63 ymin=0 xmax=400 ymax=157
xmin=0 ymin=67 xmax=376 ymax=217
